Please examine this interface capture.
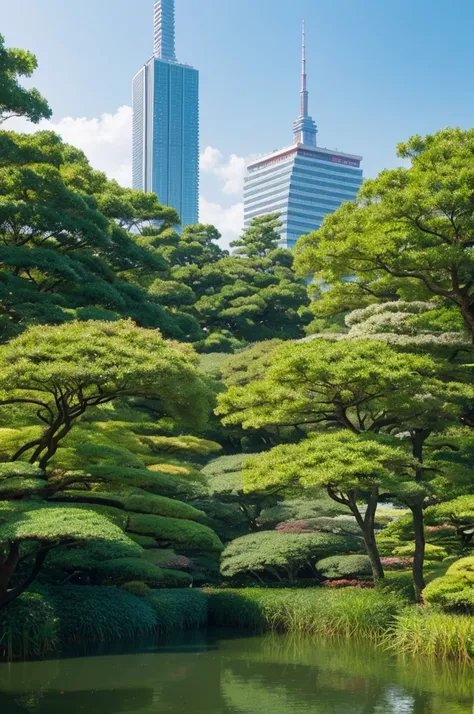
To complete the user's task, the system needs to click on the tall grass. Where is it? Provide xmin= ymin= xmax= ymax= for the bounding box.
xmin=385 ymin=608 xmax=474 ymax=663
xmin=0 ymin=593 xmax=58 ymax=661
xmin=208 ymin=588 xmax=404 ymax=641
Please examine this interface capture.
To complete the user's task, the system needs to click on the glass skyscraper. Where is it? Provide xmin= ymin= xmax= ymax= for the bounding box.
xmin=133 ymin=0 xmax=199 ymax=227
xmin=244 ymin=24 xmax=363 ymax=248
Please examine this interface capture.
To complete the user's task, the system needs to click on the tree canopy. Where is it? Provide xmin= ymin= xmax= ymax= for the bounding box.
xmin=294 ymin=128 xmax=474 ymax=340
xmin=0 ymin=34 xmax=51 ymax=124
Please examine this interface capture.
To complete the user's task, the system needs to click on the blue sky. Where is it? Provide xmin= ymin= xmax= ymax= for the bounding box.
xmin=2 ymin=0 xmax=474 ymax=243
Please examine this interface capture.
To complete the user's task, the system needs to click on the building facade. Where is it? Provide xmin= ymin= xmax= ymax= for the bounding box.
xmin=244 ymin=24 xmax=362 ymax=249
xmin=132 ymin=0 xmax=199 ymax=227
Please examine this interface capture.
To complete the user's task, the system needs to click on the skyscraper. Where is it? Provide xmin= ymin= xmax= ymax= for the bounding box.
xmin=133 ymin=0 xmax=199 ymax=227
xmin=244 ymin=23 xmax=363 ymax=249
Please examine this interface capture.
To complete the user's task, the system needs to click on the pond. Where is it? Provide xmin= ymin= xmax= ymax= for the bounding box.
xmin=0 ymin=629 xmax=473 ymax=713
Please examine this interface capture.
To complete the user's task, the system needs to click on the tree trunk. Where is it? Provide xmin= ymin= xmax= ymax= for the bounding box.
xmin=410 ymin=429 xmax=430 ymax=603
xmin=0 ymin=545 xmax=49 ymax=610
xmin=410 ymin=503 xmax=426 ymax=603
xmin=350 ymin=489 xmax=385 ymax=582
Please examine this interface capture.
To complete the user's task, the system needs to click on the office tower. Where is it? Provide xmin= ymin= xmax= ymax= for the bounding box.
xmin=244 ymin=23 xmax=363 ymax=248
xmin=133 ymin=0 xmax=199 ymax=226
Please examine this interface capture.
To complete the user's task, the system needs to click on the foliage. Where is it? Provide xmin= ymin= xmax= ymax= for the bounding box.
xmin=424 ymin=557 xmax=474 ymax=612
xmin=0 ymin=130 xmax=199 ymax=343
xmin=0 ymin=33 xmax=51 ymax=124
xmin=208 ymin=588 xmax=404 ymax=639
xmin=294 ymin=127 xmax=474 ymax=340
xmin=0 ymin=591 xmax=58 ymax=660
xmin=0 ymin=320 xmax=210 ymax=467
xmin=316 ymin=555 xmax=372 ymax=579
xmin=148 ymin=589 xmax=208 ymax=632
xmin=120 ymin=581 xmax=151 ymax=598
xmin=220 ymin=530 xmax=360 ymax=581
xmin=386 ymin=607 xmax=474 ymax=663
xmin=93 ymin=557 xmax=165 ymax=586
xmin=127 ymin=513 xmax=223 ymax=552
xmin=202 ymin=453 xmax=280 ymax=533
xmin=46 ymin=585 xmax=157 ymax=642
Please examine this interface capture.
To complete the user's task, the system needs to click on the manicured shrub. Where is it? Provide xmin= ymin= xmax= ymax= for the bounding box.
xmin=424 ymin=556 xmax=474 ymax=612
xmin=121 ymin=581 xmax=151 ymax=598
xmin=161 ymin=569 xmax=193 ymax=587
xmin=276 ymin=516 xmax=360 ymax=536
xmin=149 ymin=589 xmax=208 ymax=631
xmin=95 ymin=557 xmax=165 ymax=586
xmin=47 ymin=585 xmax=157 ymax=642
xmin=376 ymin=571 xmax=416 ymax=601
xmin=394 ymin=543 xmax=448 ymax=561
xmin=127 ymin=513 xmax=223 ymax=552
xmin=316 ymin=555 xmax=372 ymax=580
xmin=0 ymin=592 xmax=58 ymax=660
xmin=221 ymin=531 xmax=361 ymax=582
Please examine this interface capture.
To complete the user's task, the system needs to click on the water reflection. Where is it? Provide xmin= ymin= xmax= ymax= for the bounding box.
xmin=0 ymin=630 xmax=473 ymax=713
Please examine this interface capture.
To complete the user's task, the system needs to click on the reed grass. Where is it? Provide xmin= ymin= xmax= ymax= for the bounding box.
xmin=208 ymin=588 xmax=404 ymax=641
xmin=385 ymin=607 xmax=474 ymax=663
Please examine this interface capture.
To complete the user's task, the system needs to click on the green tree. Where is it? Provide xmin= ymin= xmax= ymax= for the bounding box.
xmin=0 ymin=463 xmax=140 ymax=609
xmin=0 ymin=34 xmax=51 ymax=124
xmin=295 ymin=128 xmax=474 ymax=340
xmin=0 ymin=129 xmax=201 ymax=342
xmin=244 ymin=432 xmax=415 ymax=581
xmin=217 ymin=338 xmax=472 ymax=595
xmin=0 ymin=320 xmax=210 ymax=468
xmin=220 ymin=528 xmax=360 ymax=583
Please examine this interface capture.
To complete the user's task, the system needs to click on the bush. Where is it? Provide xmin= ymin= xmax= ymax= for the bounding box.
xmin=424 ymin=556 xmax=474 ymax=612
xmin=380 ymin=557 xmax=413 ymax=571
xmin=316 ymin=555 xmax=372 ymax=580
xmin=95 ymin=557 xmax=165 ymax=586
xmin=121 ymin=581 xmax=151 ymax=598
xmin=208 ymin=588 xmax=404 ymax=640
xmin=322 ymin=579 xmax=375 ymax=589
xmin=47 ymin=585 xmax=157 ymax=642
xmin=220 ymin=531 xmax=361 ymax=581
xmin=127 ymin=513 xmax=223 ymax=552
xmin=386 ymin=608 xmax=474 ymax=662
xmin=161 ymin=569 xmax=193 ymax=587
xmin=0 ymin=592 xmax=58 ymax=660
xmin=376 ymin=571 xmax=415 ymax=601
xmin=276 ymin=516 xmax=360 ymax=536
xmin=149 ymin=589 xmax=208 ymax=631
xmin=394 ymin=543 xmax=448 ymax=561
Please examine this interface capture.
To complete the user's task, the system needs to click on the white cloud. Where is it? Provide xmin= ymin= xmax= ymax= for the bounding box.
xmin=200 ymin=198 xmax=244 ymax=250
xmin=200 ymin=145 xmax=247 ymax=196
xmin=5 ymin=106 xmax=133 ymax=187
xmin=5 ymin=111 xmax=247 ymax=246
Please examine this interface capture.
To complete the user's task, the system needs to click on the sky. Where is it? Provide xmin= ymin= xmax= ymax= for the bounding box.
xmin=2 ymin=0 xmax=474 ymax=246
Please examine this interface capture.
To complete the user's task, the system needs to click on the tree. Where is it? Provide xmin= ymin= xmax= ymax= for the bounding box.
xmin=243 ymin=432 xmax=415 ymax=581
xmin=0 ymin=34 xmax=51 ymax=124
xmin=201 ymin=454 xmax=281 ymax=533
xmin=0 ymin=463 xmax=140 ymax=609
xmin=294 ymin=128 xmax=474 ymax=340
xmin=217 ymin=337 xmax=472 ymax=595
xmin=0 ymin=320 xmax=210 ymax=468
xmin=0 ymin=130 xmax=204 ymax=342
xmin=220 ymin=529 xmax=360 ymax=583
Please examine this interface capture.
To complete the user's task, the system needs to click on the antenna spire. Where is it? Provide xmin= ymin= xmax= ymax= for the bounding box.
xmin=301 ymin=20 xmax=308 ymax=117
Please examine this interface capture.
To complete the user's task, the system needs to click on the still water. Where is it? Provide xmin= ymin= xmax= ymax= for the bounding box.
xmin=0 ymin=629 xmax=473 ymax=714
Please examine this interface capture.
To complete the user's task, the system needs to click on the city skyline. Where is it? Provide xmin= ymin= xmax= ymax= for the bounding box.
xmin=132 ymin=0 xmax=199 ymax=227
xmin=3 ymin=0 xmax=474 ymax=246
xmin=244 ymin=23 xmax=363 ymax=248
